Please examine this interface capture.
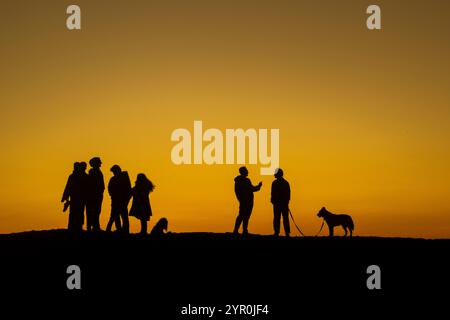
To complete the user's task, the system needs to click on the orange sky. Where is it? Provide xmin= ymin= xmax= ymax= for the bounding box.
xmin=1 ymin=0 xmax=449 ymax=238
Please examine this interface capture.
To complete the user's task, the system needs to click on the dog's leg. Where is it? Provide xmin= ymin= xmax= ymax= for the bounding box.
xmin=343 ymin=226 xmax=347 ymax=237
xmin=328 ymin=226 xmax=334 ymax=237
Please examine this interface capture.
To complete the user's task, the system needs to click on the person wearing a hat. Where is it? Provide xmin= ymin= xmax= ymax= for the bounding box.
xmin=271 ymin=168 xmax=291 ymax=237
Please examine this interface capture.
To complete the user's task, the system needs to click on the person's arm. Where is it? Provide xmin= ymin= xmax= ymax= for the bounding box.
xmin=270 ymin=181 xmax=275 ymax=204
xmin=108 ymin=179 xmax=113 ymax=197
xmin=287 ymin=182 xmax=291 ymax=202
xmin=124 ymin=172 xmax=132 ymax=201
xmin=252 ymin=181 xmax=262 ymax=192
xmin=100 ymin=172 xmax=105 ymax=193
xmin=61 ymin=176 xmax=72 ymax=202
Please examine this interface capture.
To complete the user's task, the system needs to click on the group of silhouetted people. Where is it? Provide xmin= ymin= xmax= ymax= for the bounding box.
xmin=234 ymin=166 xmax=291 ymax=237
xmin=62 ymin=159 xmax=290 ymax=237
xmin=62 ymin=157 xmax=156 ymax=235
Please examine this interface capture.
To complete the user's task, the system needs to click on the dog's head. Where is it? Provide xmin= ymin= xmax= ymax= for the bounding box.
xmin=317 ymin=207 xmax=327 ymax=218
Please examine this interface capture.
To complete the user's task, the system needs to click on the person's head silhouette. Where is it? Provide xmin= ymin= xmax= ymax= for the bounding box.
xmin=89 ymin=157 xmax=102 ymax=169
xmin=274 ymin=168 xmax=284 ymax=179
xmin=239 ymin=166 xmax=249 ymax=177
xmin=79 ymin=162 xmax=87 ymax=172
xmin=110 ymin=164 xmax=122 ymax=176
xmin=73 ymin=162 xmax=80 ymax=172
xmin=136 ymin=173 xmax=155 ymax=192
xmin=136 ymin=173 xmax=146 ymax=183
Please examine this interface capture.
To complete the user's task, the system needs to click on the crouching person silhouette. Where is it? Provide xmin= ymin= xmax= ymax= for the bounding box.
xmin=233 ymin=166 xmax=262 ymax=235
xmin=151 ymin=218 xmax=168 ymax=236
xmin=106 ymin=165 xmax=132 ymax=234
xmin=271 ymin=168 xmax=291 ymax=237
xmin=129 ymin=173 xmax=155 ymax=235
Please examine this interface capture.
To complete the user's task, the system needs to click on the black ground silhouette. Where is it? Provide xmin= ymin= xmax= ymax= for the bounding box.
xmin=1 ymin=230 xmax=449 ymax=316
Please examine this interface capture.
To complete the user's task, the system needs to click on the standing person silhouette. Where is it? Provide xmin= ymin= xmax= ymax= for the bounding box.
xmin=62 ymin=161 xmax=88 ymax=232
xmin=271 ymin=168 xmax=291 ymax=237
xmin=86 ymin=157 xmax=105 ymax=232
xmin=233 ymin=166 xmax=262 ymax=235
xmin=129 ymin=173 xmax=155 ymax=235
xmin=106 ymin=165 xmax=132 ymax=234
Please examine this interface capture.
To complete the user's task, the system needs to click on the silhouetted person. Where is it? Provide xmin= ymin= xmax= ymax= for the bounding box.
xmin=233 ymin=166 xmax=262 ymax=235
xmin=151 ymin=218 xmax=168 ymax=236
xmin=62 ymin=161 xmax=88 ymax=232
xmin=106 ymin=165 xmax=132 ymax=234
xmin=86 ymin=157 xmax=105 ymax=232
xmin=271 ymin=168 xmax=291 ymax=237
xmin=61 ymin=162 xmax=79 ymax=230
xmin=129 ymin=173 xmax=154 ymax=235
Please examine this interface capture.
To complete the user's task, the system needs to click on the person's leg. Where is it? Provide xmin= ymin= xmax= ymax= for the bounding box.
xmin=114 ymin=212 xmax=122 ymax=231
xmin=107 ymin=204 xmax=120 ymax=232
xmin=93 ymin=199 xmax=102 ymax=231
xmin=242 ymin=202 xmax=253 ymax=235
xmin=79 ymin=203 xmax=86 ymax=231
xmin=106 ymin=210 xmax=114 ymax=232
xmin=233 ymin=215 xmax=243 ymax=233
xmin=281 ymin=206 xmax=290 ymax=236
xmin=68 ymin=207 xmax=75 ymax=231
xmin=77 ymin=211 xmax=84 ymax=232
xmin=233 ymin=203 xmax=244 ymax=233
xmin=68 ymin=202 xmax=79 ymax=231
xmin=86 ymin=204 xmax=92 ymax=232
xmin=242 ymin=218 xmax=249 ymax=235
xmin=273 ymin=205 xmax=282 ymax=236
xmin=71 ymin=201 xmax=84 ymax=232
xmin=120 ymin=205 xmax=129 ymax=234
xmin=92 ymin=212 xmax=99 ymax=231
xmin=140 ymin=219 xmax=147 ymax=235
xmin=106 ymin=216 xmax=113 ymax=232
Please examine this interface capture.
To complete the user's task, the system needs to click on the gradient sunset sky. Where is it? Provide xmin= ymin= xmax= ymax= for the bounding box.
xmin=1 ymin=0 xmax=449 ymax=237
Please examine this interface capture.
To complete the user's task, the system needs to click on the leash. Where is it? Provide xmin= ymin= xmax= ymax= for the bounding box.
xmin=315 ymin=220 xmax=325 ymax=237
xmin=288 ymin=208 xmax=306 ymax=236
xmin=288 ymin=208 xmax=326 ymax=237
